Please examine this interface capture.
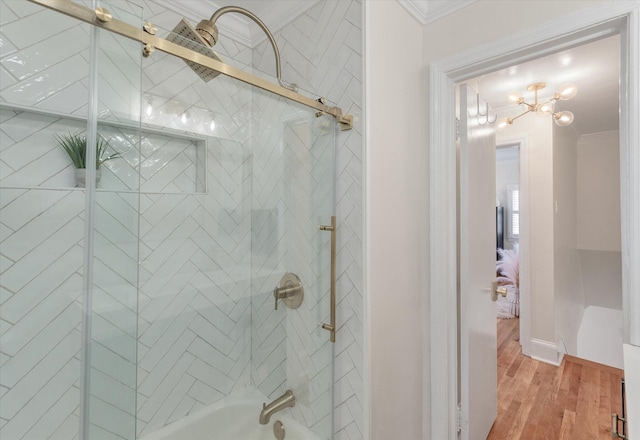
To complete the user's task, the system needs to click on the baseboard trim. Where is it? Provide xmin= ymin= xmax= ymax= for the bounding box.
xmin=531 ymin=338 xmax=562 ymax=366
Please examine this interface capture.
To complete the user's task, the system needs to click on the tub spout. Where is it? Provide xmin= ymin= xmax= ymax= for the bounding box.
xmin=259 ymin=390 xmax=295 ymax=425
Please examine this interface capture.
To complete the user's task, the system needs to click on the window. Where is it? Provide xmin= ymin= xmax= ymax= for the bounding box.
xmin=507 ymin=184 xmax=519 ymax=240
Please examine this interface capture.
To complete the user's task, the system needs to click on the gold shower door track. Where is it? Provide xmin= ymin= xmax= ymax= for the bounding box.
xmin=27 ymin=0 xmax=353 ymax=131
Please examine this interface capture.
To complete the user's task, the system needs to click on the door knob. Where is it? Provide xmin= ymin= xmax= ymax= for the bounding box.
xmin=491 ymin=281 xmax=508 ymax=301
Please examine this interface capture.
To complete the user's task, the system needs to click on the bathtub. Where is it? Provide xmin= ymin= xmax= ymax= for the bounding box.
xmin=140 ymin=389 xmax=323 ymax=440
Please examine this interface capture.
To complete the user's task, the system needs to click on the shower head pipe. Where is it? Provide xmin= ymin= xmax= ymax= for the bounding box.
xmin=196 ymin=6 xmax=297 ymax=92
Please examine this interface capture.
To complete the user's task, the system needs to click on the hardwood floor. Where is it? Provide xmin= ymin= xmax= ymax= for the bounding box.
xmin=486 ymin=318 xmax=624 ymax=440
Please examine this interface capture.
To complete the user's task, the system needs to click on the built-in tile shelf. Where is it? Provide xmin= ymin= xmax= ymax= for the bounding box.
xmin=0 ymin=103 xmax=207 ymax=194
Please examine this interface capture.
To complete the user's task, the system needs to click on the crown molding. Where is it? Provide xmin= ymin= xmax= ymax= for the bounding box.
xmin=398 ymin=0 xmax=476 ymax=26
xmin=154 ymin=0 xmax=320 ymax=48
xmin=577 ymin=130 xmax=620 ymax=143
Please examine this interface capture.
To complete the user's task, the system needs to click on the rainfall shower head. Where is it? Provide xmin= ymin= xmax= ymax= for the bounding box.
xmin=172 ymin=6 xmax=297 ymax=92
xmin=167 ymin=18 xmax=224 ymax=82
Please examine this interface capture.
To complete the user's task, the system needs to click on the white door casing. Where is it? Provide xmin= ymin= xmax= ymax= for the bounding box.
xmin=496 ymin=135 xmax=531 ymax=358
xmin=458 ymin=84 xmax=498 ymax=439
xmin=429 ymin=3 xmax=640 ymax=439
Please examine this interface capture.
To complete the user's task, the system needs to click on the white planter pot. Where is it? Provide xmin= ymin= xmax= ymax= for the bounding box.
xmin=75 ymin=168 xmax=101 ymax=188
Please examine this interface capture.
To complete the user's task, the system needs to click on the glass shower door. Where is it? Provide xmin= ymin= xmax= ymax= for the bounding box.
xmin=0 ymin=3 xmax=92 ymax=438
xmin=251 ymin=91 xmax=336 ymax=439
xmin=0 ymin=1 xmax=142 ymax=439
xmin=84 ymin=1 xmax=142 ymax=439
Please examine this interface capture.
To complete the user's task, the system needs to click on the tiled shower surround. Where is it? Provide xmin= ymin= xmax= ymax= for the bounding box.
xmin=0 ymin=0 xmax=363 ymax=439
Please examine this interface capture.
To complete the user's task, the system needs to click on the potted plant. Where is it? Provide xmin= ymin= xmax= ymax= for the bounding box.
xmin=55 ymin=132 xmax=121 ymax=187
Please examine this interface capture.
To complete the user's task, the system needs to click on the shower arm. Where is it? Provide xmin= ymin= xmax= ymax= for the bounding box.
xmin=206 ymin=6 xmax=297 ymax=92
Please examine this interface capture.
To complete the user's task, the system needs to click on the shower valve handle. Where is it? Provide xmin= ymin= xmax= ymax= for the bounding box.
xmin=273 ymin=273 xmax=304 ymax=311
xmin=273 ymin=285 xmax=301 ymax=310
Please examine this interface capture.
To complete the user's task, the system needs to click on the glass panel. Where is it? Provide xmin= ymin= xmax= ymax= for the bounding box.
xmin=86 ymin=1 xmax=142 ymax=439
xmin=133 ymin=20 xmax=255 ymax=439
xmin=251 ymin=88 xmax=336 ymax=440
xmin=129 ymin=18 xmax=336 ymax=439
xmin=0 ymin=2 xmax=92 ymax=439
xmin=126 ymin=17 xmax=336 ymax=440
xmin=3 ymin=3 xmax=336 ymax=440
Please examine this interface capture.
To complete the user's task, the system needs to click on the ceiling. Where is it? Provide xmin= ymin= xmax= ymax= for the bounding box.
xmin=468 ymin=34 xmax=620 ymax=136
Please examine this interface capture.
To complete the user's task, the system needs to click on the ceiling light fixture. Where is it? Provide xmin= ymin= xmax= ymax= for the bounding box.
xmin=499 ymin=82 xmax=577 ymax=128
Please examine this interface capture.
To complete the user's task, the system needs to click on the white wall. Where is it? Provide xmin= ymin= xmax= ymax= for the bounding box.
xmin=496 ymin=158 xmax=519 ymax=211
xmin=497 ymin=117 xmax=556 ymax=345
xmin=573 ymin=131 xmax=623 ymax=367
xmin=579 ymin=250 xmax=622 ymax=310
xmin=496 ymin=153 xmax=519 ymax=251
xmin=577 ymin=306 xmax=624 ymax=368
xmin=577 ymin=131 xmax=621 ymax=251
xmin=552 ymin=123 xmax=584 ymax=357
xmin=366 ymin=2 xmax=427 ymax=439
xmin=422 ymin=1 xmax=605 ymax=64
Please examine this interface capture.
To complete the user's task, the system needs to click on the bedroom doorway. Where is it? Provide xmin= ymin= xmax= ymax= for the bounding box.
xmin=460 ymin=31 xmax=624 ymax=437
xmin=432 ymin=5 xmax=640 ymax=435
xmin=463 ymin=30 xmax=621 ymax=366
xmin=495 ymin=144 xmax=520 ymax=321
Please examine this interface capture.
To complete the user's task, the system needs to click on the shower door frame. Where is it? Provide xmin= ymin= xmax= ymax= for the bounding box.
xmin=26 ymin=0 xmax=353 ymax=131
xmin=3 ymin=0 xmax=343 ymax=438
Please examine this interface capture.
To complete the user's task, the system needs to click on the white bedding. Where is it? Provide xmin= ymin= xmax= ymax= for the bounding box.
xmin=496 ymin=284 xmax=519 ymax=318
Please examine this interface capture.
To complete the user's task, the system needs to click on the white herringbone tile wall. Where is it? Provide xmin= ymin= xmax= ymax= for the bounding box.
xmin=135 ymin=137 xmax=253 ymax=437
xmin=250 ymin=90 xmax=336 ymax=438
xmin=0 ymin=187 xmax=85 ymax=440
xmin=1 ymin=1 xmax=364 ymax=439
xmin=135 ymin=3 xmax=256 ymax=435
xmin=1 ymin=4 xmax=90 ymax=439
xmin=253 ymin=2 xmax=364 ymax=438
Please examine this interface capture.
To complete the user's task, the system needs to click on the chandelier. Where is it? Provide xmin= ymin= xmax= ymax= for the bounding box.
xmin=499 ymin=82 xmax=578 ymax=128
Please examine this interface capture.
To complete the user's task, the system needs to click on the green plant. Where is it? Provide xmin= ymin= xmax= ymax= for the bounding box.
xmin=55 ymin=132 xmax=121 ymax=169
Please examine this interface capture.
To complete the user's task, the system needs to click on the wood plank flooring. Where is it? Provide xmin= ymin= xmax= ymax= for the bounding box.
xmin=486 ymin=318 xmax=624 ymax=440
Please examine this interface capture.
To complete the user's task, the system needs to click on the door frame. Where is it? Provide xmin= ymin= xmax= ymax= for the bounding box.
xmin=428 ymin=3 xmax=639 ymax=439
xmin=495 ymin=136 xmax=531 ymax=358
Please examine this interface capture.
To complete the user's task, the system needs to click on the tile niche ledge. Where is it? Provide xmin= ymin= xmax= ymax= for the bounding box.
xmin=0 ymin=103 xmax=207 ymax=194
